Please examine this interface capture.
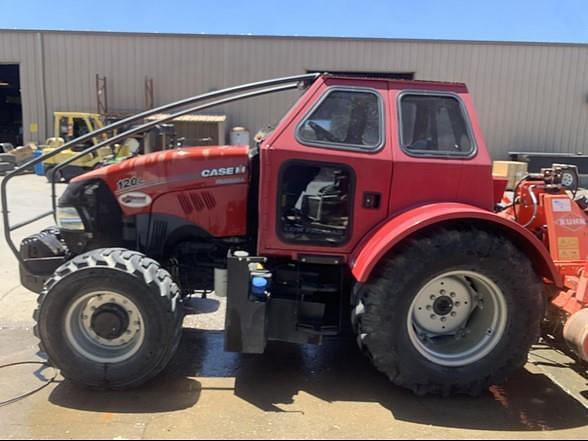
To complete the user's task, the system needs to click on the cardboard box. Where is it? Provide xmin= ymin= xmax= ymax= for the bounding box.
xmin=492 ymin=161 xmax=528 ymax=190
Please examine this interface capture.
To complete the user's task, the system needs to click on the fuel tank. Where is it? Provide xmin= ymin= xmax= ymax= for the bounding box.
xmin=73 ymin=145 xmax=251 ymax=237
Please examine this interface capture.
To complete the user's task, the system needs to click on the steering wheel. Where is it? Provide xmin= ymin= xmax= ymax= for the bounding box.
xmin=309 ymin=121 xmax=338 ymax=143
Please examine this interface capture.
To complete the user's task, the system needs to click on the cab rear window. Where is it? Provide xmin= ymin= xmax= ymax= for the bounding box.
xmin=400 ymin=93 xmax=475 ymax=157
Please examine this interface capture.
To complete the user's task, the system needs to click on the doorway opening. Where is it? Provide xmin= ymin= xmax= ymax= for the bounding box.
xmin=0 ymin=65 xmax=23 ymax=146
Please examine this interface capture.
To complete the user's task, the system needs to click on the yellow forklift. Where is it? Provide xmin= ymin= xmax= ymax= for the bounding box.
xmin=42 ymin=112 xmax=139 ymax=182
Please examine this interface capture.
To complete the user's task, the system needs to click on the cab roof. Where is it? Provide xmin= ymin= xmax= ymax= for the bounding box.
xmin=322 ymin=73 xmax=469 ymax=93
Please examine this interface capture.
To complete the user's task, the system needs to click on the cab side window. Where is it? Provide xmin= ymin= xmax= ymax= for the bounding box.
xmin=298 ymin=89 xmax=382 ymax=150
xmin=400 ymin=94 xmax=474 ymax=156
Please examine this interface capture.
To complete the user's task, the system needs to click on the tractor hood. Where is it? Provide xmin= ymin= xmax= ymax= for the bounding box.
xmin=70 ymin=145 xmax=251 ymax=216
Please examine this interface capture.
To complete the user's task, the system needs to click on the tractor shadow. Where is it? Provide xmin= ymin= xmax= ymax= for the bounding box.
xmin=48 ymin=374 xmax=202 ymax=414
xmin=49 ymin=328 xmax=588 ymax=431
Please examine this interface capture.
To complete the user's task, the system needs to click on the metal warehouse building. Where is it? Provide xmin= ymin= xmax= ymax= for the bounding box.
xmin=0 ymin=29 xmax=587 ymax=159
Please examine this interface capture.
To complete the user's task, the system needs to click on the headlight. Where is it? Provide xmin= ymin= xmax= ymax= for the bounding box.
xmin=56 ymin=206 xmax=85 ymax=231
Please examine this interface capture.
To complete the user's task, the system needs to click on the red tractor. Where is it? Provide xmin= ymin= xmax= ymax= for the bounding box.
xmin=2 ymin=73 xmax=587 ymax=396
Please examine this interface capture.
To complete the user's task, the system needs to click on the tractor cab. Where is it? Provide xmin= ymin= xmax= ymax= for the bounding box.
xmin=256 ymin=76 xmax=494 ymax=260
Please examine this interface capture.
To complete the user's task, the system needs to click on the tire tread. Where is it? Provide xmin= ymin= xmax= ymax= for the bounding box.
xmin=33 ymin=248 xmax=183 ymax=389
xmin=352 ymin=227 xmax=544 ymax=396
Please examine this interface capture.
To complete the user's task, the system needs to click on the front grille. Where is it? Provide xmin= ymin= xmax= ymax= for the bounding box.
xmin=151 ymin=221 xmax=168 ymax=250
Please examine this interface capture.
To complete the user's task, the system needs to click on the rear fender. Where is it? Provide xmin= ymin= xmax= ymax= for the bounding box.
xmin=351 ymin=203 xmax=562 ymax=287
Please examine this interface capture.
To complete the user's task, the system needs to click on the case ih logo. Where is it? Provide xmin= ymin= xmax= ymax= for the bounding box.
xmin=201 ymin=165 xmax=247 ymax=178
xmin=556 ymin=215 xmax=587 ymax=232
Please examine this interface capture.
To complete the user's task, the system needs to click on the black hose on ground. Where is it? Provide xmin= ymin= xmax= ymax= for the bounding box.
xmin=0 ymin=361 xmax=57 ymax=408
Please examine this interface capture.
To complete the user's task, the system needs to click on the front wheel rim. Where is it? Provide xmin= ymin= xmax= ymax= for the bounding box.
xmin=407 ymin=270 xmax=508 ymax=367
xmin=64 ymin=291 xmax=145 ymax=363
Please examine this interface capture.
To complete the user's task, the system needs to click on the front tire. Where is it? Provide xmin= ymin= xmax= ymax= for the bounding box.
xmin=45 ymin=166 xmax=61 ymax=183
xmin=34 ymin=248 xmax=183 ymax=389
xmin=352 ymin=228 xmax=544 ymax=396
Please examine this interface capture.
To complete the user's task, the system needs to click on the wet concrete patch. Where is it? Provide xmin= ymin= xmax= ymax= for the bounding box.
xmin=45 ymin=329 xmax=588 ymax=432
xmin=1 ymin=323 xmax=587 ymax=438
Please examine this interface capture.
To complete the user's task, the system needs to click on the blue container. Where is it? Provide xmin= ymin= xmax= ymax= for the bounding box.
xmin=33 ymin=149 xmax=44 ymax=176
xmin=250 ymin=276 xmax=269 ymax=300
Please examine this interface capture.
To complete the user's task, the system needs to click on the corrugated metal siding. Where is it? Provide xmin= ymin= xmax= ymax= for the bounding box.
xmin=0 ymin=31 xmax=47 ymax=143
xmin=1 ymin=30 xmax=587 ymax=158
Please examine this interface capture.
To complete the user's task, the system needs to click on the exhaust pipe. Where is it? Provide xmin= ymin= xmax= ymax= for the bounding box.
xmin=563 ymin=309 xmax=588 ymax=362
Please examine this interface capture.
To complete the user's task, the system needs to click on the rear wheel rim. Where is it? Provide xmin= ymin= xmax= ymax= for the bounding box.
xmin=64 ymin=291 xmax=145 ymax=363
xmin=407 ymin=270 xmax=508 ymax=367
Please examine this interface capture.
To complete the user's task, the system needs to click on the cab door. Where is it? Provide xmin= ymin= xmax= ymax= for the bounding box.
xmin=257 ymin=77 xmax=393 ymax=260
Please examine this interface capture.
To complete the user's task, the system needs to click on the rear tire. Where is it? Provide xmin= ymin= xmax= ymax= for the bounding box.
xmin=352 ymin=228 xmax=544 ymax=396
xmin=34 ymin=248 xmax=183 ymax=389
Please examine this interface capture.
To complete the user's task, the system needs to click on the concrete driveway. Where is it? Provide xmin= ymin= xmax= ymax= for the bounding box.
xmin=0 ymin=175 xmax=587 ymax=439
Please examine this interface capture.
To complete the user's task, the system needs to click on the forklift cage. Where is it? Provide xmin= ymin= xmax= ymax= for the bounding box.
xmin=1 ymin=73 xmax=320 ymax=266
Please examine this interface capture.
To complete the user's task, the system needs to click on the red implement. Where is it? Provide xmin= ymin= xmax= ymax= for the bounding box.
xmin=502 ymin=173 xmax=588 ymax=359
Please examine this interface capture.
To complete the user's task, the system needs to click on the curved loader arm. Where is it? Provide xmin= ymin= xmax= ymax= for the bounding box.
xmin=351 ymin=202 xmax=562 ymax=287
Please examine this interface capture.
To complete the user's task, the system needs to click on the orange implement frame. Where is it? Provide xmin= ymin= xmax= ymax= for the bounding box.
xmin=507 ymin=182 xmax=588 ymax=309
xmin=504 ymin=180 xmax=588 ymax=360
xmin=543 ymin=193 xmax=588 ymax=315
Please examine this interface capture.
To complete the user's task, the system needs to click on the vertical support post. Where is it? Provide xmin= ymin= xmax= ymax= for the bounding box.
xmin=217 ymin=118 xmax=226 ymax=145
xmin=144 ymin=77 xmax=154 ymax=110
xmin=96 ymin=74 xmax=108 ymax=117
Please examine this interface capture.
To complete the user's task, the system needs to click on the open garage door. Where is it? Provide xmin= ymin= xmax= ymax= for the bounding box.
xmin=0 ymin=65 xmax=22 ymax=146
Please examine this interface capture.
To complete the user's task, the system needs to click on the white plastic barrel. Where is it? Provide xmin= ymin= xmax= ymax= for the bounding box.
xmin=230 ymin=127 xmax=250 ymax=146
